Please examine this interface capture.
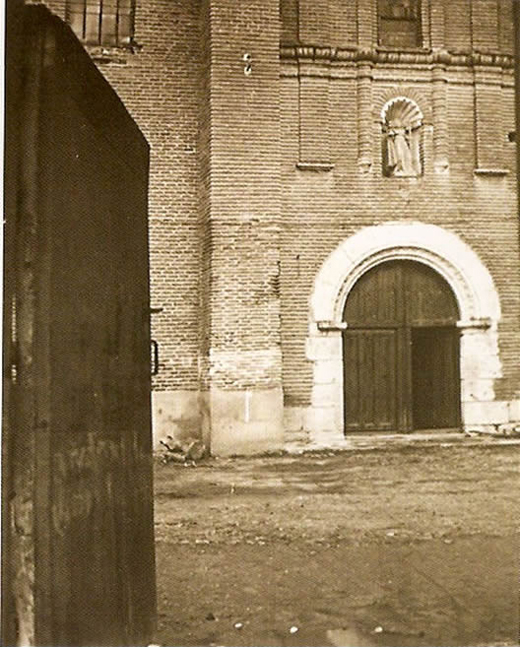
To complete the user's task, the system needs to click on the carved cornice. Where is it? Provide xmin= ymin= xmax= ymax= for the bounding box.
xmin=280 ymin=45 xmax=514 ymax=70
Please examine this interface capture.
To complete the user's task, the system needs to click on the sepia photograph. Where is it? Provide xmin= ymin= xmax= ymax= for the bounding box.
xmin=2 ymin=0 xmax=520 ymax=645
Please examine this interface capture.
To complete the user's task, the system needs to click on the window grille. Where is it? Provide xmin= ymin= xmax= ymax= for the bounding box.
xmin=67 ymin=0 xmax=134 ymax=47
xmin=378 ymin=0 xmax=422 ymax=48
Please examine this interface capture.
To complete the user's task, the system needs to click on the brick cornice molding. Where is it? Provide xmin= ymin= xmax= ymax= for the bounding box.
xmin=280 ymin=45 xmax=514 ymax=70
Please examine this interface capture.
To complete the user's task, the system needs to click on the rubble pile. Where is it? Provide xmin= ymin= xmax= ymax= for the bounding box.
xmin=158 ymin=436 xmax=207 ymax=464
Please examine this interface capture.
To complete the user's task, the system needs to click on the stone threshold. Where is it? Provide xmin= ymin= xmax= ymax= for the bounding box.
xmin=285 ymin=430 xmax=520 ymax=454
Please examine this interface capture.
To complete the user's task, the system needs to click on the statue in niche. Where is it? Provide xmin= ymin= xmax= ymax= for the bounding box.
xmin=386 ymin=120 xmax=415 ymax=176
xmin=382 ymin=98 xmax=422 ymax=178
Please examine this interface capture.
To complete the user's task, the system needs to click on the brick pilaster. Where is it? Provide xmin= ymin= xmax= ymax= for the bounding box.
xmin=358 ymin=0 xmax=375 ymax=48
xmin=429 ymin=0 xmax=446 ymax=50
xmin=357 ymin=58 xmax=373 ymax=172
xmin=199 ymin=0 xmax=283 ymax=455
xmin=432 ymin=61 xmax=449 ymax=171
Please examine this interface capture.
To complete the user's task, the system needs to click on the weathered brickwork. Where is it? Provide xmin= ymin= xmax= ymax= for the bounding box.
xmin=44 ymin=0 xmax=201 ymax=395
xmin=38 ymin=0 xmax=520 ymax=451
xmin=279 ymin=0 xmax=520 ymax=445
xmin=197 ymin=0 xmax=284 ymax=454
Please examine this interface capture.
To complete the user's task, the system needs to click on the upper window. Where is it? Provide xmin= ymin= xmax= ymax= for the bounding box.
xmin=67 ymin=0 xmax=135 ymax=47
xmin=378 ymin=0 xmax=422 ymax=48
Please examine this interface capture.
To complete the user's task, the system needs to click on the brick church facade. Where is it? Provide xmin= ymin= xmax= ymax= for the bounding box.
xmin=42 ymin=0 xmax=519 ymax=454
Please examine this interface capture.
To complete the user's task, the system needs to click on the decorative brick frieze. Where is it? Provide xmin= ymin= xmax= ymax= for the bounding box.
xmin=280 ymin=45 xmax=514 ymax=70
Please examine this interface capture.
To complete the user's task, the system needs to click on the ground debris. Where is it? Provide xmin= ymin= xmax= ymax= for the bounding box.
xmin=158 ymin=436 xmax=207 ymax=464
xmin=465 ymin=424 xmax=520 ymax=438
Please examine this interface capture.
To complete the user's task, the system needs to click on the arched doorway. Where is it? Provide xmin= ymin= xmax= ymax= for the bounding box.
xmin=342 ymin=260 xmax=460 ymax=433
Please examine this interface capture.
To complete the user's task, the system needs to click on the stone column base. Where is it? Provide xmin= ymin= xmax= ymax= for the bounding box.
xmin=462 ymin=399 xmax=520 ymax=432
xmin=201 ymin=387 xmax=284 ymax=456
xmin=152 ymin=390 xmax=202 ymax=450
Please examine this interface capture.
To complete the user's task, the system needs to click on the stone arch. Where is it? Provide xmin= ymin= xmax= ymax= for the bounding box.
xmin=306 ymin=222 xmax=502 ymax=446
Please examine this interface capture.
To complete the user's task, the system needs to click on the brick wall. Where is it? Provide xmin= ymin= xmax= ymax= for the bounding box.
xmin=445 ymin=0 xmax=472 ymax=51
xmin=279 ymin=0 xmax=520 ymax=412
xmin=199 ymin=0 xmax=282 ymax=389
xmin=197 ymin=0 xmax=284 ymax=454
xmin=35 ymin=0 xmax=520 ymax=447
xmin=472 ymin=0 xmax=499 ymax=51
xmin=44 ymin=0 xmax=202 ymax=395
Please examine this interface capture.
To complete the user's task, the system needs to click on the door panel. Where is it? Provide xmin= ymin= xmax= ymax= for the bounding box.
xmin=412 ymin=327 xmax=461 ymax=429
xmin=344 ymin=330 xmax=398 ymax=431
xmin=405 ymin=263 xmax=459 ymax=325
xmin=344 ymin=262 xmax=403 ymax=326
xmin=4 ymin=9 xmax=156 ymax=645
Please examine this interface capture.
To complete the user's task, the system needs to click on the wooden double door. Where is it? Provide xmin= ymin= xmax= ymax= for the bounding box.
xmin=343 ymin=260 xmax=461 ymax=433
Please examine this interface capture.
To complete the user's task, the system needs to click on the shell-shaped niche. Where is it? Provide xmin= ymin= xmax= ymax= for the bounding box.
xmin=381 ymin=97 xmax=423 ymax=130
xmin=381 ymin=97 xmax=423 ymax=177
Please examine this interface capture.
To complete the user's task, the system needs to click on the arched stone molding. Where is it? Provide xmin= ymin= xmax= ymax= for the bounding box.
xmin=305 ymin=222 xmax=503 ymax=446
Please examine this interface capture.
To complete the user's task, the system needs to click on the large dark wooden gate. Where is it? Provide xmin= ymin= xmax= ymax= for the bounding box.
xmin=342 ymin=260 xmax=460 ymax=433
xmin=3 ymin=6 xmax=156 ymax=645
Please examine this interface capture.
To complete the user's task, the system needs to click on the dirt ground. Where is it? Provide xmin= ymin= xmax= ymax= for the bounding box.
xmin=153 ymin=440 xmax=520 ymax=647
